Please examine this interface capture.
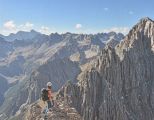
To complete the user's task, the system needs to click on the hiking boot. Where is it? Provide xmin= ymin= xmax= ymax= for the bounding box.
xmin=48 ymin=108 xmax=52 ymax=112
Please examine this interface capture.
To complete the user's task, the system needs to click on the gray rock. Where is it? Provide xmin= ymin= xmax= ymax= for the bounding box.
xmin=57 ymin=17 xmax=154 ymax=120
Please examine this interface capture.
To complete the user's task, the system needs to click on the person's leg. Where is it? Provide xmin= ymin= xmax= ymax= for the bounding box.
xmin=45 ymin=106 xmax=48 ymax=113
xmin=47 ymin=100 xmax=52 ymax=109
xmin=51 ymin=100 xmax=54 ymax=107
xmin=42 ymin=105 xmax=48 ymax=114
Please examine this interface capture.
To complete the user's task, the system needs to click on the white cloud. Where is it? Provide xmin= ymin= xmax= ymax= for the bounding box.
xmin=25 ymin=22 xmax=34 ymax=28
xmin=18 ymin=22 xmax=34 ymax=31
xmin=75 ymin=24 xmax=82 ymax=29
xmin=3 ymin=20 xmax=16 ymax=30
xmin=104 ymin=8 xmax=109 ymax=11
xmin=39 ymin=26 xmax=52 ymax=35
xmin=102 ymin=27 xmax=130 ymax=35
xmin=129 ymin=11 xmax=134 ymax=15
xmin=0 ymin=20 xmax=55 ymax=35
xmin=0 ymin=21 xmax=35 ymax=35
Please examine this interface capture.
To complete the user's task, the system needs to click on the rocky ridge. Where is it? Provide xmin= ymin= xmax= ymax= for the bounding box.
xmin=55 ymin=17 xmax=154 ymax=120
xmin=10 ymin=94 xmax=82 ymax=120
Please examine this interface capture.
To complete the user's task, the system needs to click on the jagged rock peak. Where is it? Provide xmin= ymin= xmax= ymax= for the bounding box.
xmin=139 ymin=17 xmax=154 ymax=23
xmin=116 ymin=17 xmax=154 ymax=55
xmin=130 ymin=17 xmax=154 ymax=35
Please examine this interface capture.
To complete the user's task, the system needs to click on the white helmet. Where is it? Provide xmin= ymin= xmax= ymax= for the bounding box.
xmin=47 ymin=82 xmax=52 ymax=86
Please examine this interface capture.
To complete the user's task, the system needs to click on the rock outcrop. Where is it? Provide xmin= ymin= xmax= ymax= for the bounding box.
xmin=57 ymin=17 xmax=154 ymax=120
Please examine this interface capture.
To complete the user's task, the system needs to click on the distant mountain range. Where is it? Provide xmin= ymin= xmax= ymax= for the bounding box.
xmin=0 ymin=30 xmax=124 ymax=119
xmin=0 ymin=30 xmax=41 ymax=41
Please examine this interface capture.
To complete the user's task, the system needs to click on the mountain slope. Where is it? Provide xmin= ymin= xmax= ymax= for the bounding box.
xmin=56 ymin=17 xmax=154 ymax=120
xmin=0 ymin=74 xmax=8 ymax=106
xmin=0 ymin=31 xmax=124 ymax=119
xmin=0 ymin=37 xmax=13 ymax=59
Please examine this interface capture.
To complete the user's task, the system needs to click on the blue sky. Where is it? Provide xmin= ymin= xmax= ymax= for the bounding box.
xmin=0 ymin=0 xmax=153 ymax=35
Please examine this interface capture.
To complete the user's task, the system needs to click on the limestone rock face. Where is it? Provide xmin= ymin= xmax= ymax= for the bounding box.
xmin=57 ymin=18 xmax=154 ymax=120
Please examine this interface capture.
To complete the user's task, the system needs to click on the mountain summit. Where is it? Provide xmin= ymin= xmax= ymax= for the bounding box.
xmin=116 ymin=16 xmax=154 ymax=58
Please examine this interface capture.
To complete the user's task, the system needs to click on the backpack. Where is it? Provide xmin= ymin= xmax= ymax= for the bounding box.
xmin=41 ymin=88 xmax=49 ymax=101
